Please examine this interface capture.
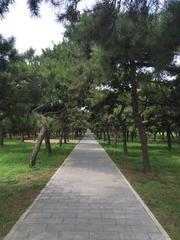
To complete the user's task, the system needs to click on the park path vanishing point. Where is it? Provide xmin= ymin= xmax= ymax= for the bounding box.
xmin=5 ymin=131 xmax=171 ymax=240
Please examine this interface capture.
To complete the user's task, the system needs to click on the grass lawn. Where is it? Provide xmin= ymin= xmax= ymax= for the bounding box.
xmin=100 ymin=140 xmax=180 ymax=240
xmin=0 ymin=140 xmax=76 ymax=240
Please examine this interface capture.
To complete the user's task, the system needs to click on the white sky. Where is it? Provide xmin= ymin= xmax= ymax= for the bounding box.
xmin=0 ymin=0 xmax=96 ymax=55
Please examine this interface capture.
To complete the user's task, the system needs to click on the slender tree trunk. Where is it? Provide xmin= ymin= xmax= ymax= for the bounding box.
xmin=59 ymin=132 xmax=63 ymax=146
xmin=126 ymin=130 xmax=129 ymax=142
xmin=45 ymin=129 xmax=52 ymax=155
xmin=99 ymin=130 xmax=103 ymax=140
xmin=64 ymin=130 xmax=67 ymax=144
xmin=162 ymin=131 xmax=165 ymax=142
xmin=131 ymin=132 xmax=134 ymax=142
xmin=107 ymin=129 xmax=111 ymax=145
xmin=33 ymin=131 xmax=37 ymax=141
xmin=171 ymin=131 xmax=175 ymax=139
xmin=29 ymin=126 xmax=47 ymax=167
xmin=122 ymin=123 xmax=128 ymax=156
xmin=0 ymin=133 xmax=4 ymax=145
xmin=114 ymin=129 xmax=118 ymax=148
xmin=167 ymin=124 xmax=172 ymax=150
xmin=153 ymin=132 xmax=157 ymax=142
xmin=103 ymin=130 xmax=107 ymax=141
xmin=131 ymin=75 xmax=150 ymax=173
xmin=21 ymin=133 xmax=24 ymax=142
xmin=0 ymin=127 xmax=4 ymax=145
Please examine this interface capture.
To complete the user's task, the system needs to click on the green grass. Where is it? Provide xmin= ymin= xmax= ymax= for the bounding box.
xmin=99 ymin=140 xmax=180 ymax=240
xmin=0 ymin=140 xmax=76 ymax=240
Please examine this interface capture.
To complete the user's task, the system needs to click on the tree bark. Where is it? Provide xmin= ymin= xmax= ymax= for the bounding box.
xmin=0 ymin=132 xmax=4 ymax=145
xmin=21 ymin=133 xmax=24 ymax=142
xmin=59 ymin=132 xmax=63 ymax=146
xmin=0 ymin=127 xmax=4 ymax=145
xmin=126 ymin=130 xmax=129 ymax=142
xmin=114 ymin=129 xmax=118 ymax=148
xmin=29 ymin=126 xmax=47 ymax=167
xmin=153 ymin=132 xmax=157 ymax=142
xmin=166 ymin=124 xmax=172 ymax=150
xmin=162 ymin=131 xmax=165 ymax=142
xmin=45 ymin=129 xmax=52 ymax=155
xmin=131 ymin=132 xmax=134 ymax=142
xmin=131 ymin=75 xmax=150 ymax=173
xmin=64 ymin=131 xmax=67 ymax=144
xmin=99 ymin=130 xmax=103 ymax=140
xmin=103 ymin=130 xmax=107 ymax=141
xmin=107 ymin=129 xmax=111 ymax=145
xmin=122 ymin=122 xmax=128 ymax=156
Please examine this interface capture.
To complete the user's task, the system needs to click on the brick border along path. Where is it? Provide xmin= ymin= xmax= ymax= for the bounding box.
xmin=5 ymin=131 xmax=171 ymax=240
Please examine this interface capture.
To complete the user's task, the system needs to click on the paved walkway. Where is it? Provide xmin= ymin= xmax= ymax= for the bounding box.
xmin=5 ymin=132 xmax=171 ymax=240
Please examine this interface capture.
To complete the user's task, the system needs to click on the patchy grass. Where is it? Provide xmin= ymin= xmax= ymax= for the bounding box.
xmin=0 ymin=140 xmax=76 ymax=240
xmin=99 ymin=140 xmax=180 ymax=240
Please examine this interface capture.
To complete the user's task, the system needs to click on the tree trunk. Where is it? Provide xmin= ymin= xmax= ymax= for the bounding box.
xmin=114 ymin=129 xmax=118 ymax=148
xmin=153 ymin=132 xmax=157 ymax=142
xmin=167 ymin=124 xmax=172 ymax=150
xmin=99 ymin=130 xmax=103 ymax=140
xmin=131 ymin=132 xmax=134 ymax=142
xmin=21 ymin=133 xmax=24 ymax=142
xmin=103 ymin=131 xmax=107 ymax=141
xmin=33 ymin=131 xmax=37 ymax=141
xmin=59 ymin=132 xmax=63 ymax=146
xmin=122 ymin=123 xmax=128 ymax=156
xmin=162 ymin=131 xmax=165 ymax=142
xmin=131 ymin=75 xmax=150 ymax=173
xmin=29 ymin=126 xmax=47 ymax=167
xmin=0 ymin=133 xmax=4 ymax=145
xmin=45 ymin=129 xmax=52 ymax=155
xmin=107 ymin=129 xmax=111 ymax=145
xmin=0 ymin=127 xmax=4 ymax=145
xmin=126 ymin=130 xmax=129 ymax=142
xmin=64 ymin=131 xmax=67 ymax=144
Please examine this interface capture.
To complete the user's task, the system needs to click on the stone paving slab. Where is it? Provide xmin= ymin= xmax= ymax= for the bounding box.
xmin=4 ymin=131 xmax=171 ymax=240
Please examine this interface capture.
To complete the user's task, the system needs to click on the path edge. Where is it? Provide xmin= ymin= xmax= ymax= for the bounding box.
xmin=98 ymin=141 xmax=172 ymax=240
xmin=4 ymin=142 xmax=80 ymax=240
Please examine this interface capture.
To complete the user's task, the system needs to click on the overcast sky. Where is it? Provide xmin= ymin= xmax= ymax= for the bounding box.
xmin=0 ymin=0 xmax=96 ymax=54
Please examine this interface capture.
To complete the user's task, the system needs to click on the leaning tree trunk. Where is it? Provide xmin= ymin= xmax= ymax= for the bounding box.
xmin=29 ymin=126 xmax=47 ymax=167
xmin=45 ymin=129 xmax=52 ymax=155
xmin=131 ymin=75 xmax=150 ymax=173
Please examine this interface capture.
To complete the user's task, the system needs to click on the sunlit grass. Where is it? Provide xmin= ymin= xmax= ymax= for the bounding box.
xmin=0 ymin=140 xmax=76 ymax=240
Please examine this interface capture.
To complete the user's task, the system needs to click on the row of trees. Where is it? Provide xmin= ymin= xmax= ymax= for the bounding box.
xmin=65 ymin=0 xmax=180 ymax=172
xmin=0 ymin=0 xmax=180 ymax=172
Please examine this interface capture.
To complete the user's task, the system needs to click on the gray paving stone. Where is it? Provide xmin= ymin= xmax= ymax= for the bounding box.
xmin=60 ymin=231 xmax=90 ymax=240
xmin=4 ymin=131 xmax=171 ymax=240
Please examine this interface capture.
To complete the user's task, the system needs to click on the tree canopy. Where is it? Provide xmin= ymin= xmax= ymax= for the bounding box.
xmin=0 ymin=0 xmax=179 ymax=172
